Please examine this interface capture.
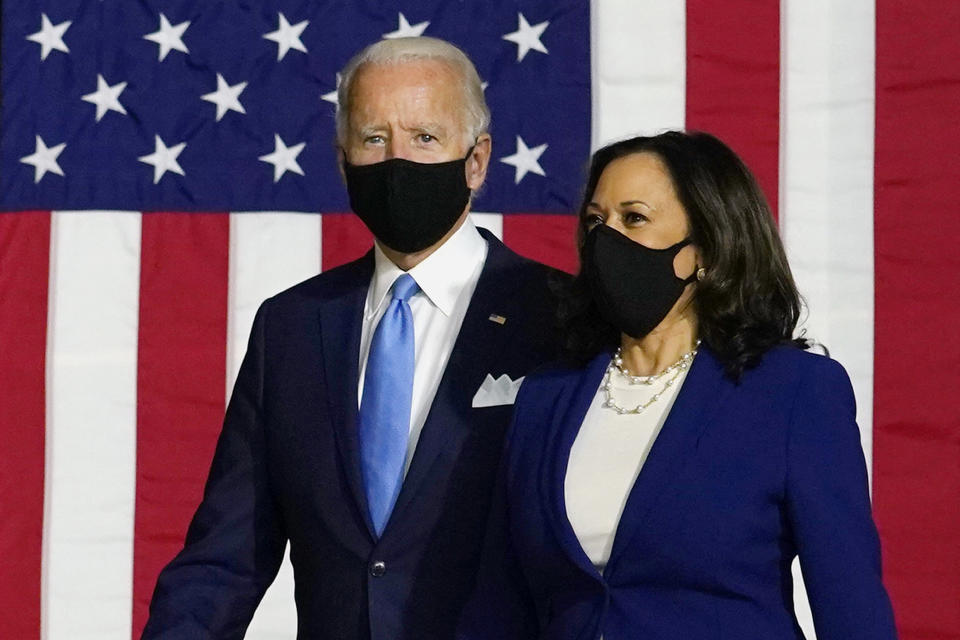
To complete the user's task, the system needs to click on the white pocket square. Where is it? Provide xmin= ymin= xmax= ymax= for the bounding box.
xmin=472 ymin=374 xmax=525 ymax=408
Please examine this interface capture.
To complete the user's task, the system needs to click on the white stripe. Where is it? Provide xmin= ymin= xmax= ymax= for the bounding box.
xmin=43 ymin=211 xmax=141 ymax=640
xmin=591 ymin=0 xmax=686 ymax=150
xmin=469 ymin=212 xmax=504 ymax=240
xmin=780 ymin=1 xmax=875 ymax=637
xmin=226 ymin=212 xmax=322 ymax=393
xmin=780 ymin=0 xmax=876 ymax=475
xmin=227 ymin=211 xmax=321 ymax=639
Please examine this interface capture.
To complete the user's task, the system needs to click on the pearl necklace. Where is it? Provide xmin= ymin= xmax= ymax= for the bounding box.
xmin=602 ymin=341 xmax=700 ymax=415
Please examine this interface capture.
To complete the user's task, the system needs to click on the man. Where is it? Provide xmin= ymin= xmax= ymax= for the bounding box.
xmin=142 ymin=37 xmax=561 ymax=639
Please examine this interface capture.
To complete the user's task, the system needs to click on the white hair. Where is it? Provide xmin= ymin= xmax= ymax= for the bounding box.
xmin=335 ymin=37 xmax=490 ymax=147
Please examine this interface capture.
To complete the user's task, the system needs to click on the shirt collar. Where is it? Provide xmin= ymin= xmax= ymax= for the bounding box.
xmin=367 ymin=218 xmax=487 ymax=319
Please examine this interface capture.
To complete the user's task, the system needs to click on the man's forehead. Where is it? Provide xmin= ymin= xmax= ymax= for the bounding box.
xmin=347 ymin=59 xmax=466 ymax=126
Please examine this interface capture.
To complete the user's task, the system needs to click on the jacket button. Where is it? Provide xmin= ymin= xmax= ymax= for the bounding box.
xmin=369 ymin=561 xmax=387 ymax=577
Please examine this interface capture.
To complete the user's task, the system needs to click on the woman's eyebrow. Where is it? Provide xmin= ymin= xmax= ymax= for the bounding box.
xmin=620 ymin=200 xmax=654 ymax=209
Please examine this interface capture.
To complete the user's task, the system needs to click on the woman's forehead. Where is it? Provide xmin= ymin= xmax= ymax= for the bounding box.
xmin=594 ymin=153 xmax=678 ymax=202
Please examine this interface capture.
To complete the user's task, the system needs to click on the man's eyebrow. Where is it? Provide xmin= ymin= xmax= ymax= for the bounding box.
xmin=405 ymin=122 xmax=448 ymax=134
xmin=355 ymin=125 xmax=387 ymax=139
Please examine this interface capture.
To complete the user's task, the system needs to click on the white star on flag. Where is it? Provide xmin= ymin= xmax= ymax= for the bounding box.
xmin=322 ymin=73 xmax=341 ymax=106
xmin=26 ymin=13 xmax=71 ymax=61
xmin=502 ymin=12 xmax=549 ymax=62
xmin=259 ymin=134 xmax=306 ymax=182
xmin=202 ymin=74 xmax=248 ymax=121
xmin=82 ymin=75 xmax=128 ymax=122
xmin=143 ymin=13 xmax=190 ymax=62
xmin=20 ymin=135 xmax=66 ymax=183
xmin=383 ymin=13 xmax=430 ymax=39
xmin=138 ymin=135 xmax=186 ymax=184
xmin=263 ymin=13 xmax=309 ymax=61
xmin=500 ymin=135 xmax=548 ymax=184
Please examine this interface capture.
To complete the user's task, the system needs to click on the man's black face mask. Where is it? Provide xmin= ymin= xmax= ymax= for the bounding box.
xmin=343 ymin=147 xmax=474 ymax=254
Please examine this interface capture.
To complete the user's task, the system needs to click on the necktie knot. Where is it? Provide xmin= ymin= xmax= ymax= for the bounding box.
xmin=391 ymin=274 xmax=419 ymax=303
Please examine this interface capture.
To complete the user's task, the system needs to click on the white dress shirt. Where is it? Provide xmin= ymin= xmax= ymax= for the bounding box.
xmin=564 ymin=364 xmax=690 ymax=572
xmin=358 ymin=219 xmax=488 ymax=473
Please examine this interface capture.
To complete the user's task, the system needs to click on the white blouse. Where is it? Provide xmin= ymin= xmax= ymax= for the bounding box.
xmin=564 ymin=363 xmax=690 ymax=572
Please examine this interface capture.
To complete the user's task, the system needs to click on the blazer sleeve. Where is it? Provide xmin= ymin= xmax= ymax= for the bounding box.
xmin=457 ymin=385 xmax=539 ymax=640
xmin=785 ymin=357 xmax=898 ymax=640
xmin=141 ymin=302 xmax=287 ymax=639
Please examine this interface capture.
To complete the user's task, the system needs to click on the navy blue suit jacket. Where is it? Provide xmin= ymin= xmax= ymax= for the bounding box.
xmin=459 ymin=345 xmax=897 ymax=640
xmin=142 ymin=229 xmax=562 ymax=640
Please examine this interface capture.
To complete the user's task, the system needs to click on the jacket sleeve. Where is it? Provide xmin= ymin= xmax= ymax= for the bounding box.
xmin=141 ymin=301 xmax=287 ymax=639
xmin=457 ymin=384 xmax=540 ymax=640
xmin=785 ymin=357 xmax=898 ymax=640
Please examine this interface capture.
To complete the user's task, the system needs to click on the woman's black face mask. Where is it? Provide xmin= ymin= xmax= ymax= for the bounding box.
xmin=343 ymin=147 xmax=474 ymax=254
xmin=583 ymin=224 xmax=697 ymax=339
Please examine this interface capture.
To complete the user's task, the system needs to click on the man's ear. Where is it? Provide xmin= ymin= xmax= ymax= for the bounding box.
xmin=336 ymin=146 xmax=347 ymax=184
xmin=466 ymin=133 xmax=492 ymax=191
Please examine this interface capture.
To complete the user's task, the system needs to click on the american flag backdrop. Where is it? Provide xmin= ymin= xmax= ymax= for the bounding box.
xmin=1 ymin=1 xmax=957 ymax=639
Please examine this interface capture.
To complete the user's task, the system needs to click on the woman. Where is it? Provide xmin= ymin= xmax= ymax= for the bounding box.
xmin=458 ymin=131 xmax=897 ymax=640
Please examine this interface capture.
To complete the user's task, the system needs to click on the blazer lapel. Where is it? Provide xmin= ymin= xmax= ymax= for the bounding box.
xmin=605 ymin=344 xmax=730 ymax=568
xmin=317 ymin=254 xmax=375 ymax=538
xmin=389 ymin=233 xmax=531 ymax=523
xmin=547 ymin=352 xmax=614 ymax=580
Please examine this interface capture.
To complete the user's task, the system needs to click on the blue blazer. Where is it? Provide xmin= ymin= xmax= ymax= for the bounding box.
xmin=459 ymin=345 xmax=897 ymax=640
xmin=142 ymin=230 xmax=563 ymax=640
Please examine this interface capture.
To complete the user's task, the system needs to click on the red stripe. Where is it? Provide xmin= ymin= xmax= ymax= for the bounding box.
xmin=873 ymin=3 xmax=960 ymax=638
xmin=321 ymin=213 xmax=373 ymax=271
xmin=320 ymin=213 xmax=580 ymax=274
xmin=685 ymin=0 xmax=781 ymax=219
xmin=0 ymin=212 xmax=49 ymax=640
xmin=132 ymin=213 xmax=230 ymax=638
xmin=502 ymin=214 xmax=579 ymax=274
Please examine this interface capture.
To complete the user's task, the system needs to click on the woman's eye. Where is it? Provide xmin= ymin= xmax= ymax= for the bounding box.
xmin=624 ymin=211 xmax=648 ymax=226
xmin=584 ymin=214 xmax=604 ymax=229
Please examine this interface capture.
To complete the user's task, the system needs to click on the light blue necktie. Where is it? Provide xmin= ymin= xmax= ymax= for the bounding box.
xmin=359 ymin=273 xmax=419 ymax=536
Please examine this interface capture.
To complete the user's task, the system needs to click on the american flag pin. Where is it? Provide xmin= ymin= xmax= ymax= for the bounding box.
xmin=488 ymin=314 xmax=507 ymax=325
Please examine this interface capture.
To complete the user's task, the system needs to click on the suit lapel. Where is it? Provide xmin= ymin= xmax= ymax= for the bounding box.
xmin=317 ymin=254 xmax=375 ymax=538
xmin=605 ymin=344 xmax=730 ymax=568
xmin=547 ymin=352 xmax=614 ymax=579
xmin=389 ymin=233 xmax=530 ymax=524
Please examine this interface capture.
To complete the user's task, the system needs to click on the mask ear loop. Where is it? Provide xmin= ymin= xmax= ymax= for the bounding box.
xmin=672 ymin=237 xmax=700 ymax=284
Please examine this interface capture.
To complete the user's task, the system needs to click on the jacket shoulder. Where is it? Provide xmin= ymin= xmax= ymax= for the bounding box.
xmin=524 ymin=359 xmax=584 ymax=387
xmin=481 ymin=228 xmax=570 ymax=290
xmin=748 ymin=344 xmax=849 ymax=382
xmin=513 ymin=358 xmax=594 ymax=419
xmin=742 ymin=344 xmax=856 ymax=420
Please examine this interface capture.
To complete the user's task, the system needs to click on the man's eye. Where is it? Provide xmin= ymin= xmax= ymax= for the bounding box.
xmin=365 ymin=135 xmax=385 ymax=144
xmin=418 ymin=133 xmax=435 ymax=143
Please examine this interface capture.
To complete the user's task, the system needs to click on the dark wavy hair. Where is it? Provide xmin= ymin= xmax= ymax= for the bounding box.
xmin=557 ymin=130 xmax=808 ymax=379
